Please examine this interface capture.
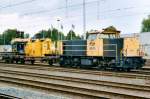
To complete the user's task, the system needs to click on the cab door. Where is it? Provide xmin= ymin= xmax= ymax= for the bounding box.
xmin=87 ymin=34 xmax=103 ymax=56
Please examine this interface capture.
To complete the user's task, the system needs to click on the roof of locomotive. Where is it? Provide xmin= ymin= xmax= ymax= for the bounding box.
xmin=11 ymin=38 xmax=31 ymax=44
xmin=88 ymin=29 xmax=120 ymax=34
xmin=88 ymin=26 xmax=121 ymax=35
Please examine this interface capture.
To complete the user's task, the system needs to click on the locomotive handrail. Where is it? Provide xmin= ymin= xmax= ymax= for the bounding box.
xmin=63 ymin=50 xmax=86 ymax=51
xmin=103 ymin=50 xmax=116 ymax=51
xmin=64 ymin=50 xmax=98 ymax=51
xmin=63 ymin=45 xmax=86 ymax=46
xmin=103 ymin=44 xmax=117 ymax=46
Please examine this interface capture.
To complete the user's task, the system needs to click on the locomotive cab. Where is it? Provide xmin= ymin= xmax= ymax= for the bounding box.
xmin=3 ymin=38 xmax=30 ymax=64
xmin=11 ymin=38 xmax=30 ymax=54
xmin=87 ymin=27 xmax=121 ymax=57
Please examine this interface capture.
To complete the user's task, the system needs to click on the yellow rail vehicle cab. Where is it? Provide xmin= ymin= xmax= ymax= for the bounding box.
xmin=87 ymin=28 xmax=121 ymax=57
xmin=87 ymin=38 xmax=103 ymax=56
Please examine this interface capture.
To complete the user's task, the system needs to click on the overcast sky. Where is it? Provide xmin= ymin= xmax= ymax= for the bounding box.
xmin=0 ymin=0 xmax=150 ymax=37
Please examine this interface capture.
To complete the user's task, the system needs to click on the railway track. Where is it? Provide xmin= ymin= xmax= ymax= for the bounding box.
xmin=1 ymin=63 xmax=150 ymax=80
xmin=0 ymin=68 xmax=150 ymax=99
xmin=0 ymin=93 xmax=21 ymax=99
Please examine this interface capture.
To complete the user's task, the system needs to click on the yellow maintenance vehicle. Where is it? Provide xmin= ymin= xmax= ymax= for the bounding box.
xmin=5 ymin=38 xmax=61 ymax=64
xmin=24 ymin=38 xmax=61 ymax=64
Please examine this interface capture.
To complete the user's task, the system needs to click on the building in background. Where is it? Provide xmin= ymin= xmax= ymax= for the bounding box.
xmin=140 ymin=32 xmax=150 ymax=59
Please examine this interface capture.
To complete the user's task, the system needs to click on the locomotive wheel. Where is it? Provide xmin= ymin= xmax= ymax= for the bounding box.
xmin=113 ymin=67 xmax=120 ymax=71
xmin=9 ymin=59 xmax=13 ymax=64
xmin=59 ymin=63 xmax=65 ymax=67
xmin=5 ymin=59 xmax=10 ymax=63
xmin=48 ymin=60 xmax=53 ymax=65
xmin=6 ymin=59 xmax=13 ymax=64
xmin=31 ymin=60 xmax=35 ymax=65
xmin=124 ymin=68 xmax=131 ymax=72
xmin=59 ymin=60 xmax=65 ymax=67
xmin=76 ymin=65 xmax=81 ymax=69
xmin=20 ymin=60 xmax=25 ymax=64
xmin=15 ymin=60 xmax=18 ymax=64
xmin=98 ymin=66 xmax=106 ymax=71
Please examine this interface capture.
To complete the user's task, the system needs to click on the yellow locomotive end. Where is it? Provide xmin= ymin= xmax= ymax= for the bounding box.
xmin=123 ymin=37 xmax=141 ymax=57
xmin=86 ymin=31 xmax=103 ymax=56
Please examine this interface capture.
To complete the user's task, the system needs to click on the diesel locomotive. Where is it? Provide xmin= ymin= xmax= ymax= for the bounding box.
xmin=59 ymin=27 xmax=145 ymax=71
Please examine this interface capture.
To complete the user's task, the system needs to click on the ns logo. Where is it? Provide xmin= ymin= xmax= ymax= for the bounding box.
xmin=89 ymin=41 xmax=95 ymax=46
xmin=89 ymin=41 xmax=96 ymax=50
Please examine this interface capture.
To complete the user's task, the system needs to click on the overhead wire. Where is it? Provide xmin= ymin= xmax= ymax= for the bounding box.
xmin=0 ymin=0 xmax=150 ymax=34
xmin=1 ymin=0 xmax=149 ymax=18
xmin=0 ymin=0 xmax=39 ymax=9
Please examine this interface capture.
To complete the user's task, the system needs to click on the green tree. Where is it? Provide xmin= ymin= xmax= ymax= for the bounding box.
xmin=66 ymin=30 xmax=81 ymax=40
xmin=76 ymin=34 xmax=81 ymax=40
xmin=1 ymin=29 xmax=17 ymax=45
xmin=141 ymin=15 xmax=150 ymax=32
xmin=0 ymin=29 xmax=30 ymax=45
xmin=34 ymin=30 xmax=47 ymax=39
xmin=58 ymin=31 xmax=65 ymax=40
xmin=47 ymin=28 xmax=65 ymax=41
xmin=34 ymin=28 xmax=65 ymax=41
xmin=24 ymin=33 xmax=30 ymax=38
xmin=51 ymin=28 xmax=59 ymax=41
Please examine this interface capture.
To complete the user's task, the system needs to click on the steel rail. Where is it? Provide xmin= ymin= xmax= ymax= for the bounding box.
xmin=0 ymin=69 xmax=150 ymax=90
xmin=0 ymin=93 xmax=21 ymax=99
xmin=1 ymin=63 xmax=150 ymax=79
xmin=1 ymin=63 xmax=150 ymax=80
xmin=0 ymin=69 xmax=149 ymax=99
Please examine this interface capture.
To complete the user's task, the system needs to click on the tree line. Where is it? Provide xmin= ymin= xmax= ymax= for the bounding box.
xmin=0 ymin=28 xmax=81 ymax=45
xmin=34 ymin=28 xmax=81 ymax=41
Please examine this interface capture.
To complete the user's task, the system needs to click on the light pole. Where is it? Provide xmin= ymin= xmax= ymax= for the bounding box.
xmin=42 ymin=30 xmax=44 ymax=39
xmin=0 ymin=37 xmax=3 ymax=45
xmin=83 ymin=0 xmax=86 ymax=40
xmin=60 ymin=24 xmax=63 ymax=41
xmin=50 ymin=25 xmax=53 ymax=39
xmin=57 ymin=18 xmax=60 ymax=41
xmin=3 ymin=33 xmax=5 ymax=45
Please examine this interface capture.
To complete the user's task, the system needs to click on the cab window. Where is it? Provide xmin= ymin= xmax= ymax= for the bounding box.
xmin=87 ymin=34 xmax=97 ymax=40
xmin=99 ymin=34 xmax=116 ymax=39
